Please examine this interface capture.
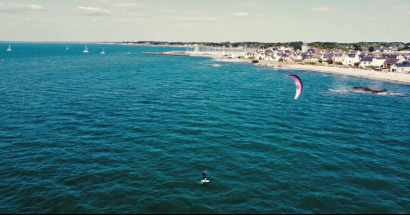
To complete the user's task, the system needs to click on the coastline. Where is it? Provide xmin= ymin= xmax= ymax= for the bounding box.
xmin=199 ymin=55 xmax=410 ymax=84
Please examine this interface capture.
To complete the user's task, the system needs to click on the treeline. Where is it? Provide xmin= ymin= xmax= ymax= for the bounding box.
xmin=120 ymin=41 xmax=409 ymax=50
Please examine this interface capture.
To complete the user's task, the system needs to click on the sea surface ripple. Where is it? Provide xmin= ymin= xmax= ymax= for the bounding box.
xmin=0 ymin=44 xmax=409 ymax=213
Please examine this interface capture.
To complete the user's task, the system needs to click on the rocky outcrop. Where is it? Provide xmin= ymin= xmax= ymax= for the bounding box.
xmin=352 ymin=87 xmax=388 ymax=94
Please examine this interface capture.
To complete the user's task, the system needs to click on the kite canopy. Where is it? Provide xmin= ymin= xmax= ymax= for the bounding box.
xmin=287 ymin=74 xmax=303 ymax=100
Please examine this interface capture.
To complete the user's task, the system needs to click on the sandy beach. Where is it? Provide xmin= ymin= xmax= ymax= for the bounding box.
xmin=207 ymin=56 xmax=410 ymax=84
xmin=160 ymin=51 xmax=410 ymax=84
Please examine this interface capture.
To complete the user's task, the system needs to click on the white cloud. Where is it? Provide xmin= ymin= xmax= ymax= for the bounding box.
xmin=233 ymin=12 xmax=250 ymax=16
xmin=0 ymin=3 xmax=45 ymax=13
xmin=160 ymin=9 xmax=177 ymax=13
xmin=312 ymin=7 xmax=338 ymax=12
xmin=78 ymin=7 xmax=112 ymax=16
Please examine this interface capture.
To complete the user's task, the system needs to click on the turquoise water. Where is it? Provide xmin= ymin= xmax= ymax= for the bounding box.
xmin=0 ymin=44 xmax=409 ymax=214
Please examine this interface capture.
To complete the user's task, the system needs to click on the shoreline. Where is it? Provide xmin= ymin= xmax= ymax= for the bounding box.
xmin=195 ymin=55 xmax=410 ymax=84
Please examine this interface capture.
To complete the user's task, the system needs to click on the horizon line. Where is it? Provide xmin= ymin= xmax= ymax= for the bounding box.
xmin=0 ymin=40 xmax=409 ymax=44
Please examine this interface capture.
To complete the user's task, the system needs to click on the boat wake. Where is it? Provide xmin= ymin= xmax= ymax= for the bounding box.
xmin=212 ymin=64 xmax=223 ymax=67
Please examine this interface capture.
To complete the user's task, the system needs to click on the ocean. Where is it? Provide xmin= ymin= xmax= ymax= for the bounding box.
xmin=0 ymin=43 xmax=409 ymax=214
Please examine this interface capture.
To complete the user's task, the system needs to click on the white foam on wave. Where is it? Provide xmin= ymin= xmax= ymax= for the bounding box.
xmin=212 ymin=64 xmax=223 ymax=67
xmin=328 ymin=89 xmax=350 ymax=94
xmin=387 ymin=92 xmax=406 ymax=97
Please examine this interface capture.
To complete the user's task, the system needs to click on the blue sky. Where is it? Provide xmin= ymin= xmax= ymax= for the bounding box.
xmin=1 ymin=0 xmax=409 ymax=42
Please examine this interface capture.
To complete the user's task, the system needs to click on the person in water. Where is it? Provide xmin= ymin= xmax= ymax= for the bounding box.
xmin=202 ymin=171 xmax=207 ymax=180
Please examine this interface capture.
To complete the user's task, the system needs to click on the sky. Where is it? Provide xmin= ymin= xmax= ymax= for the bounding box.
xmin=0 ymin=0 xmax=409 ymax=43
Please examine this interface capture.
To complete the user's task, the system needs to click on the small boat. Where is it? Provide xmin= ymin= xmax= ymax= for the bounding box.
xmin=7 ymin=45 xmax=11 ymax=52
xmin=83 ymin=45 xmax=89 ymax=53
xmin=66 ymin=45 xmax=69 ymax=50
xmin=100 ymin=48 xmax=105 ymax=55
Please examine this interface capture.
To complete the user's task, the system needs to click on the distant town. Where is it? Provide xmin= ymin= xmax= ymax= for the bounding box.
xmin=113 ymin=41 xmax=410 ymax=74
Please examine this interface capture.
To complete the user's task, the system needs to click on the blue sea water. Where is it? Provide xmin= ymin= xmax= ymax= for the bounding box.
xmin=0 ymin=43 xmax=409 ymax=214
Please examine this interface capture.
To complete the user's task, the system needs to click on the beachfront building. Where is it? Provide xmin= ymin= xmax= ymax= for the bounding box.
xmin=343 ymin=53 xmax=361 ymax=66
xmin=321 ymin=54 xmax=335 ymax=62
xmin=272 ymin=51 xmax=283 ymax=62
xmin=256 ymin=51 xmax=266 ymax=60
xmin=371 ymin=58 xmax=387 ymax=68
xmin=303 ymin=54 xmax=320 ymax=63
xmin=359 ymin=57 xmax=373 ymax=68
xmin=359 ymin=57 xmax=386 ymax=68
xmin=391 ymin=61 xmax=410 ymax=73
xmin=334 ymin=54 xmax=346 ymax=63
xmin=384 ymin=58 xmax=400 ymax=70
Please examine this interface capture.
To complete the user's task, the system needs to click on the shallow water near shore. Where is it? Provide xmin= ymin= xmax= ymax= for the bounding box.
xmin=0 ymin=44 xmax=409 ymax=213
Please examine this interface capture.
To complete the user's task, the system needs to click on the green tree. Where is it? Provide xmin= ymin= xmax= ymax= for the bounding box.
xmin=327 ymin=58 xmax=334 ymax=64
xmin=318 ymin=58 xmax=323 ymax=63
xmin=354 ymin=45 xmax=362 ymax=51
xmin=354 ymin=62 xmax=360 ymax=67
xmin=279 ymin=58 xmax=284 ymax=62
xmin=369 ymin=46 xmax=375 ymax=52
xmin=398 ymin=46 xmax=410 ymax=51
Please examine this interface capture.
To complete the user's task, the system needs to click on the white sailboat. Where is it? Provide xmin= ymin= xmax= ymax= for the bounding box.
xmin=7 ymin=45 xmax=11 ymax=52
xmin=83 ymin=45 xmax=89 ymax=53
xmin=100 ymin=48 xmax=105 ymax=55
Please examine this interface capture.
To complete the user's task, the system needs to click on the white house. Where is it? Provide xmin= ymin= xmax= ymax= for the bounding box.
xmin=343 ymin=53 xmax=361 ymax=66
xmin=334 ymin=54 xmax=346 ymax=63
xmin=359 ymin=57 xmax=373 ymax=68
xmin=272 ymin=51 xmax=283 ymax=62
xmin=256 ymin=51 xmax=266 ymax=60
xmin=303 ymin=55 xmax=320 ymax=63
xmin=321 ymin=54 xmax=335 ymax=62
xmin=371 ymin=58 xmax=386 ymax=68
xmin=391 ymin=61 xmax=410 ymax=73
xmin=384 ymin=58 xmax=400 ymax=69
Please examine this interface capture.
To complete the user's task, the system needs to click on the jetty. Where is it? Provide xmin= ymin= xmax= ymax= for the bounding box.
xmin=141 ymin=52 xmax=190 ymax=57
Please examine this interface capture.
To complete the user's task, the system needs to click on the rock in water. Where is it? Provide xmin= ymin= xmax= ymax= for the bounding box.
xmin=352 ymin=87 xmax=388 ymax=94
